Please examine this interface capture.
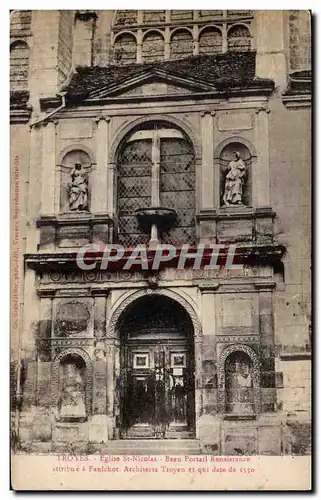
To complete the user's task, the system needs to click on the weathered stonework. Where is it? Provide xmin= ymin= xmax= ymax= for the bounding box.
xmin=11 ymin=10 xmax=311 ymax=456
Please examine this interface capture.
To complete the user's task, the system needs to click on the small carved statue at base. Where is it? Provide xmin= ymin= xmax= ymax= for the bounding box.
xmin=59 ymin=363 xmax=86 ymax=421
xmin=69 ymin=162 xmax=88 ymax=211
xmin=223 ymin=152 xmax=247 ymax=207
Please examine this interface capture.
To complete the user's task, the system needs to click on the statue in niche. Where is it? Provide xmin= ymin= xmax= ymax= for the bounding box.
xmin=226 ymin=353 xmax=253 ymax=415
xmin=223 ymin=152 xmax=247 ymax=206
xmin=59 ymin=361 xmax=86 ymax=421
xmin=68 ymin=162 xmax=88 ymax=211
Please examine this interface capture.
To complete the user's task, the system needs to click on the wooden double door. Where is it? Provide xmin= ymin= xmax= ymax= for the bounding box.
xmin=120 ymin=340 xmax=195 ymax=439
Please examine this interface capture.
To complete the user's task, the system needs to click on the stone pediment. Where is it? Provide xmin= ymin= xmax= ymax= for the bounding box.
xmin=87 ymin=69 xmax=216 ymax=101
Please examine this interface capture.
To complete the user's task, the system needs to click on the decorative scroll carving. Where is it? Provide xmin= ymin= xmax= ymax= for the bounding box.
xmin=55 ymin=301 xmax=90 ymax=337
xmin=38 ymin=266 xmax=274 ymax=286
xmin=217 ymin=344 xmax=260 ymax=415
xmin=108 ymin=288 xmax=202 ymax=340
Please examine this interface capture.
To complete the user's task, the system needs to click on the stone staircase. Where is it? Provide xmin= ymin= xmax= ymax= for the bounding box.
xmin=104 ymin=439 xmax=201 ymax=455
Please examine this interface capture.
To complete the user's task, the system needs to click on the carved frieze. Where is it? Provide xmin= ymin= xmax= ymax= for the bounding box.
xmin=39 ymin=265 xmax=274 ymax=285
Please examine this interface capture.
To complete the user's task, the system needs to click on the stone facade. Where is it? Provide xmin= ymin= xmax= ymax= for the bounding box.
xmin=10 ymin=10 xmax=311 ymax=455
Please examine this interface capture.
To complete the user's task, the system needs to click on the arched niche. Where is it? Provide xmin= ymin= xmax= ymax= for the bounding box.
xmin=217 ymin=345 xmax=260 ymax=416
xmin=170 ymin=29 xmax=193 ymax=60
xmin=10 ymin=40 xmax=29 ymax=91
xmin=52 ymin=348 xmax=93 ymax=422
xmin=59 ymin=149 xmax=92 ymax=214
xmin=199 ymin=26 xmax=223 ymax=55
xmin=142 ymin=31 xmax=164 ymax=63
xmin=227 ymin=24 xmax=252 ymax=52
xmin=219 ymin=141 xmax=253 ymax=208
xmin=113 ymin=32 xmax=137 ymax=65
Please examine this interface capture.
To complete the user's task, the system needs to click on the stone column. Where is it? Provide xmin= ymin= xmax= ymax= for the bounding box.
xmin=164 ymin=27 xmax=170 ymax=60
xmin=254 ymin=11 xmax=287 ymax=90
xmin=194 ymin=335 xmax=203 ymax=439
xmin=41 ymin=120 xmax=56 ymax=215
xmin=36 ymin=296 xmax=53 ymax=443
xmin=92 ymin=116 xmax=110 ymax=214
xmin=107 ymin=163 xmax=116 ymax=218
xmin=256 ymin=283 xmax=276 ymax=413
xmin=200 ymin=111 xmax=215 ymax=209
xmin=20 ymin=268 xmax=39 ymax=417
xmin=106 ymin=338 xmax=120 ymax=439
xmin=254 ymin=108 xmax=271 ymax=208
xmin=72 ymin=12 xmax=96 ymax=67
xmin=90 ymin=291 xmax=109 ymax=444
xmin=136 ymin=29 xmax=143 ymax=64
xmin=256 ymin=285 xmax=275 ymax=346
xmin=193 ymin=25 xmax=199 ymax=55
xmin=222 ymin=24 xmax=228 ymax=53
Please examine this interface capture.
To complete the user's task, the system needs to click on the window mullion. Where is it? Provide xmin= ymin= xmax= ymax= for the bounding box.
xmin=151 ymin=131 xmax=160 ymax=206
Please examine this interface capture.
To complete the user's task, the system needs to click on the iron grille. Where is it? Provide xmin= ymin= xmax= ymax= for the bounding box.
xmin=117 ymin=139 xmax=152 ymax=247
xmin=160 ymin=138 xmax=196 ymax=246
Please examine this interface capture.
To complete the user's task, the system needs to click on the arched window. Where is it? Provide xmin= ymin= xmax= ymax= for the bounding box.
xmin=142 ymin=31 xmax=164 ymax=63
xmin=10 ymin=40 xmax=29 ymax=90
xmin=170 ymin=29 xmax=193 ymax=60
xmin=117 ymin=123 xmax=196 ymax=247
xmin=113 ymin=33 xmax=137 ymax=64
xmin=199 ymin=27 xmax=222 ymax=55
xmin=228 ymin=24 xmax=251 ymax=52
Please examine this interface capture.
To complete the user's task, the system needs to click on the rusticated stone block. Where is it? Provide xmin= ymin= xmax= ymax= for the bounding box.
xmin=258 ymin=425 xmax=282 ymax=454
xmin=217 ymin=219 xmax=253 ymax=244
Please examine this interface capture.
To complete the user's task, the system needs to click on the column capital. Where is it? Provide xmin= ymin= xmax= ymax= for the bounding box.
xmin=43 ymin=118 xmax=58 ymax=127
xmin=95 ymin=115 xmax=110 ymax=124
xmin=255 ymin=106 xmax=270 ymax=114
xmin=200 ymin=110 xmax=214 ymax=117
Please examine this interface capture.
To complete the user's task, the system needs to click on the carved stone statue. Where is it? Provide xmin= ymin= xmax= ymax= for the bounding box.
xmin=226 ymin=355 xmax=253 ymax=415
xmin=59 ymin=363 xmax=86 ymax=421
xmin=69 ymin=162 xmax=88 ymax=211
xmin=223 ymin=152 xmax=247 ymax=206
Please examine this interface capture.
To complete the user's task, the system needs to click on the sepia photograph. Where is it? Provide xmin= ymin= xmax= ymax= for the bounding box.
xmin=10 ymin=7 xmax=312 ymax=490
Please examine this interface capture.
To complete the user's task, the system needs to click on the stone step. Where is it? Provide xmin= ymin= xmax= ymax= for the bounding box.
xmin=104 ymin=439 xmax=201 ymax=455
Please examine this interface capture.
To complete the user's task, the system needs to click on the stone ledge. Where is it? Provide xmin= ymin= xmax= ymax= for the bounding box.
xmin=36 ymin=213 xmax=113 ymax=227
xmin=197 ymin=207 xmax=275 ymax=221
xmin=279 ymin=352 xmax=311 ymax=361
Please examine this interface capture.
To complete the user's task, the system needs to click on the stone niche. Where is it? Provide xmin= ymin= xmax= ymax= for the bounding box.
xmin=37 ymin=147 xmax=112 ymax=249
xmin=219 ymin=141 xmax=252 ymax=208
xmin=198 ymin=139 xmax=275 ymax=245
xmin=59 ymin=149 xmax=92 ymax=214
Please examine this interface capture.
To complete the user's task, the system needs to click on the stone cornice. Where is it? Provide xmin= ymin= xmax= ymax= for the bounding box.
xmin=25 ymin=244 xmax=286 ymax=273
xmin=197 ymin=207 xmax=276 ymax=221
xmin=36 ymin=213 xmax=113 ymax=228
xmin=282 ymin=94 xmax=311 ymax=109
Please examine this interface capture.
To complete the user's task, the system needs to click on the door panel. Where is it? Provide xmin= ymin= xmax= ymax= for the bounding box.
xmin=121 ymin=342 xmax=195 ymax=439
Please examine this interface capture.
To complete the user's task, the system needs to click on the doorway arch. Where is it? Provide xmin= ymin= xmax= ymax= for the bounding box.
xmin=112 ymin=291 xmax=199 ymax=439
